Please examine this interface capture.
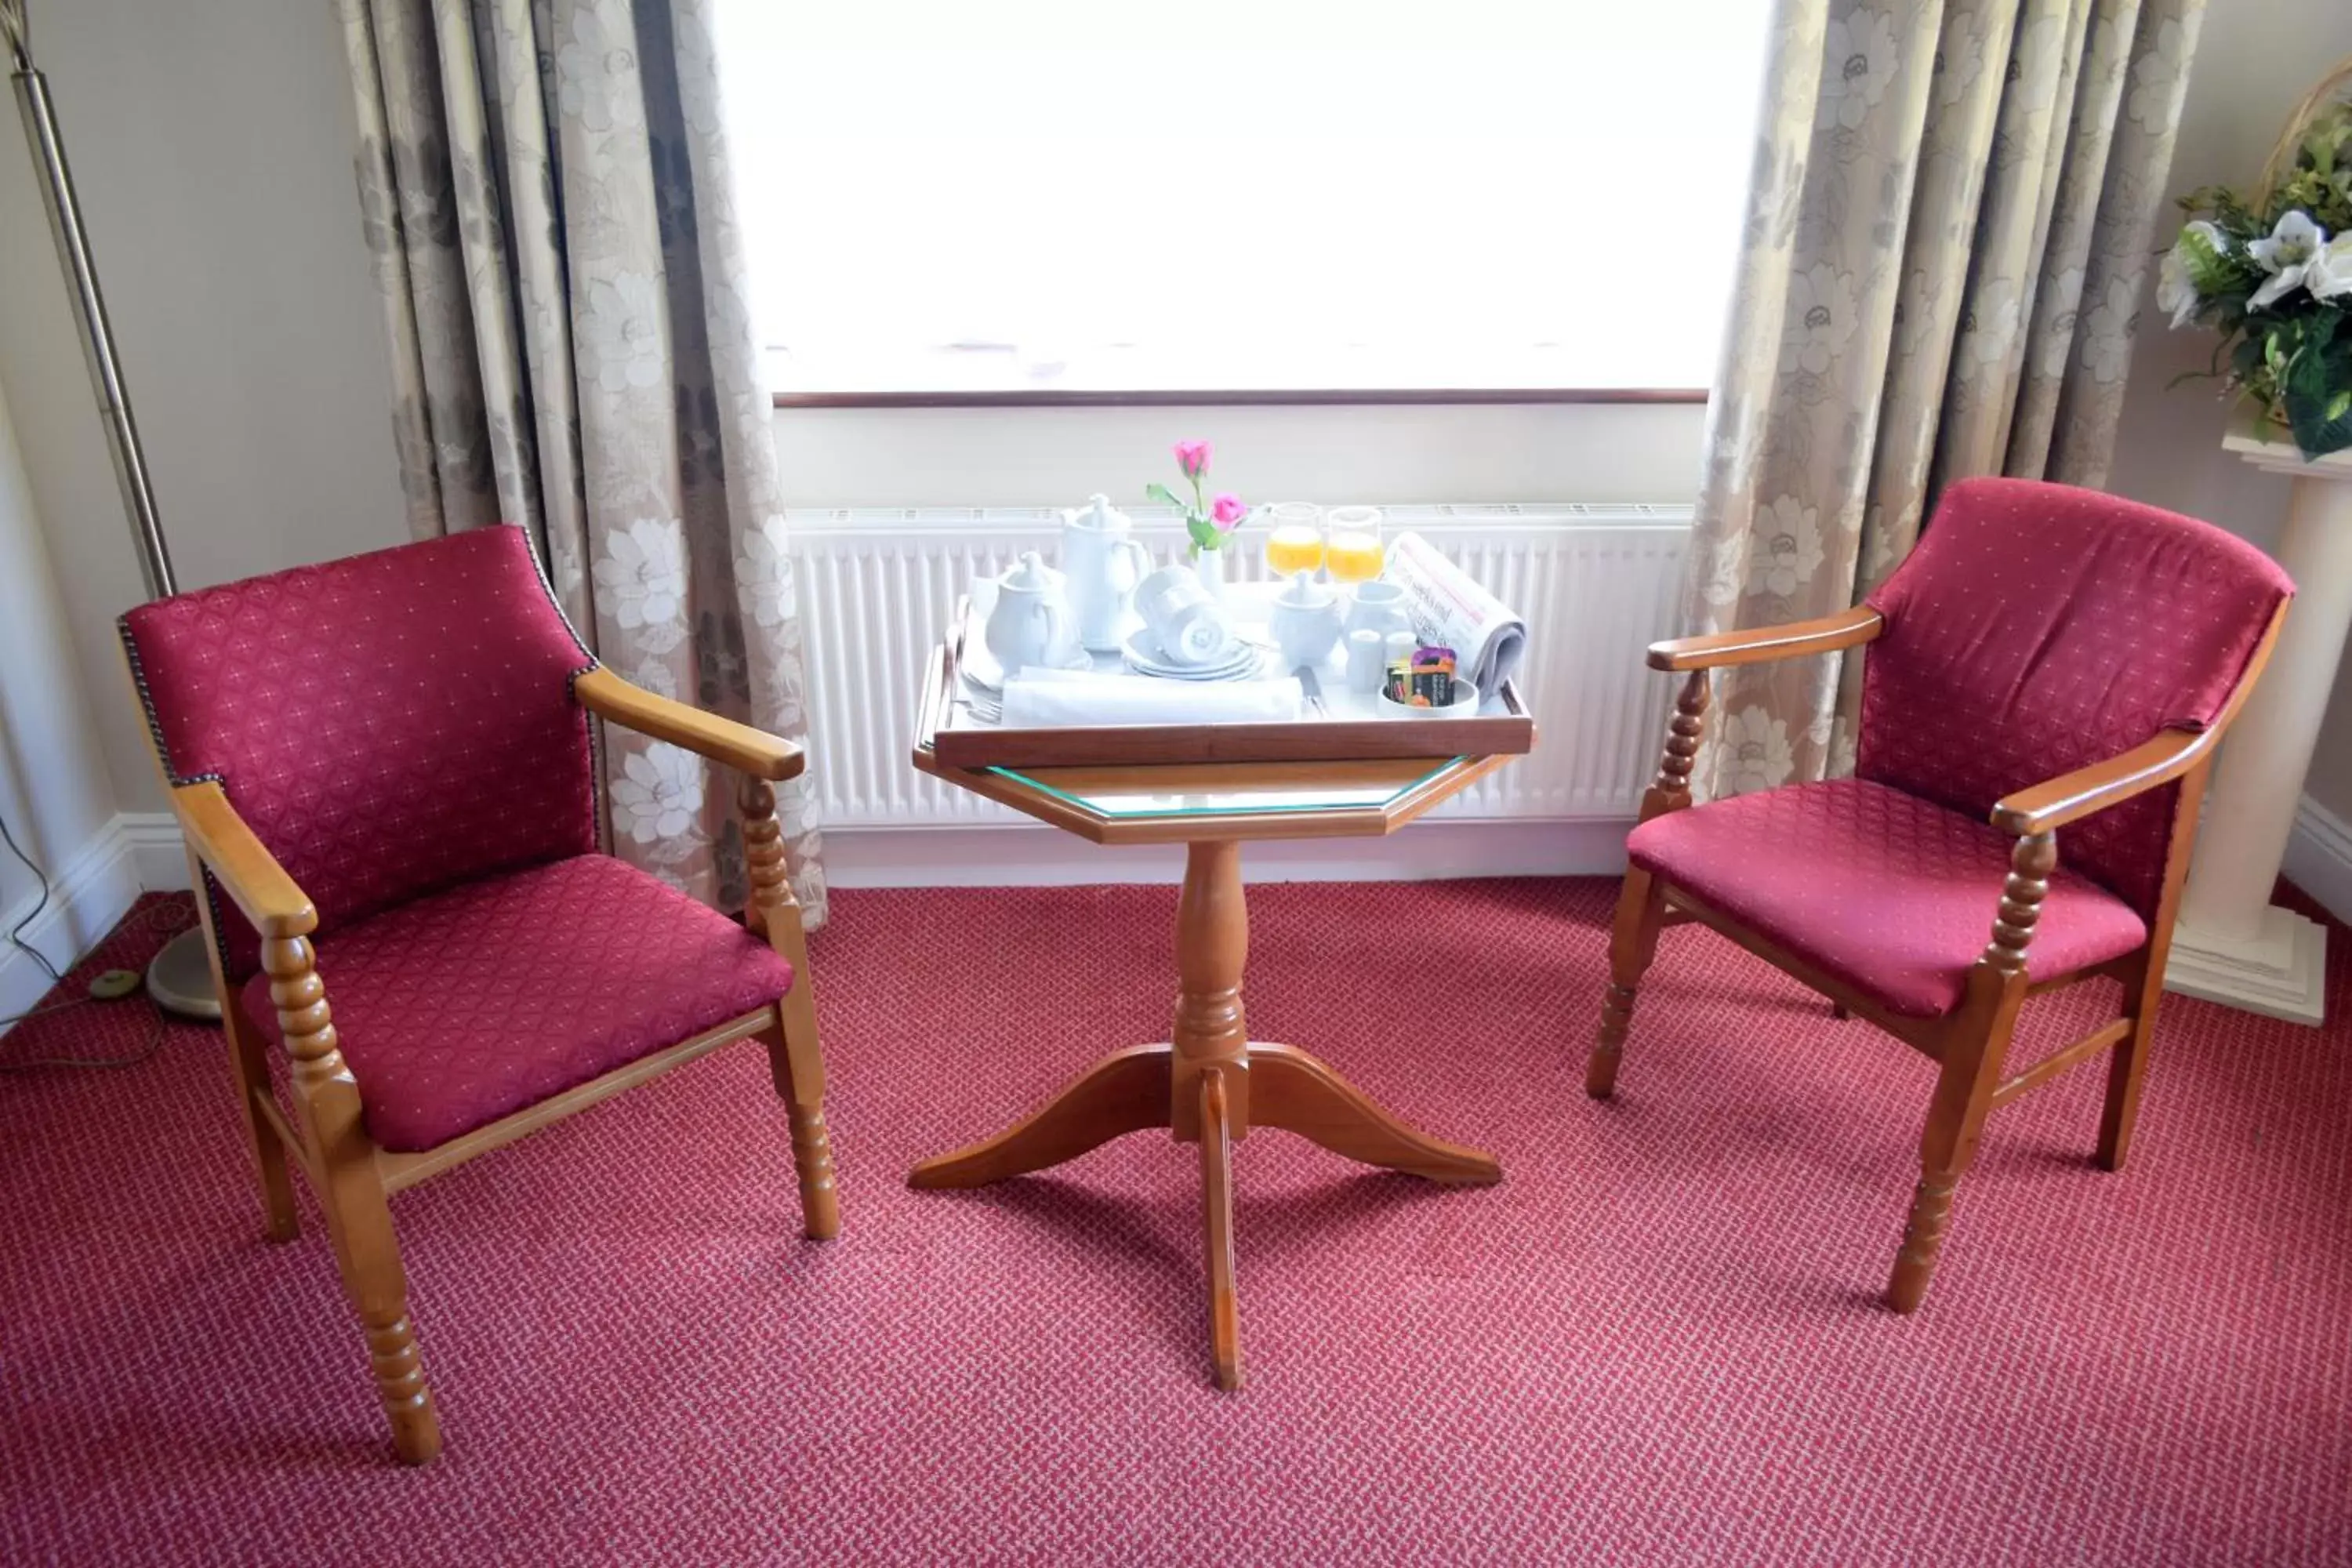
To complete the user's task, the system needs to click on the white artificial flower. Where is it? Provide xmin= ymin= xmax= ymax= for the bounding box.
xmin=1817 ymin=9 xmax=1900 ymax=132
xmin=2306 ymin=233 xmax=2352 ymax=302
xmin=577 ymin=271 xmax=667 ymax=395
xmin=612 ymin=742 xmax=704 ymax=844
xmin=2156 ymin=221 xmax=2226 ymax=328
xmin=1748 ymin=495 xmax=1824 ymax=599
xmin=1713 ymin=705 xmax=1795 ymax=798
xmin=594 ymin=517 xmax=688 ymax=633
xmin=1780 ymin=263 xmax=1860 ymax=376
xmin=2081 ymin=275 xmax=2141 ymax=384
xmin=735 ymin=515 xmax=799 ymax=629
xmin=2249 ymin=211 xmax=2329 ymax=310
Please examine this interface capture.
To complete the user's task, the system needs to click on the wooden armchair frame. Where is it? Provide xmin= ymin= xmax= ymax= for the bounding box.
xmin=1590 ymin=601 xmax=2287 ymax=1312
xmin=151 ymin=662 xmax=834 ymax=1465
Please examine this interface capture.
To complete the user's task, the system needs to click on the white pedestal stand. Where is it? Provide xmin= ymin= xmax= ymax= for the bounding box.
xmin=2163 ymin=427 xmax=2352 ymax=1025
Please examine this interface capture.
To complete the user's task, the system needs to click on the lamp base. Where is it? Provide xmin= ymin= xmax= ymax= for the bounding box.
xmin=144 ymin=927 xmax=220 ymax=1021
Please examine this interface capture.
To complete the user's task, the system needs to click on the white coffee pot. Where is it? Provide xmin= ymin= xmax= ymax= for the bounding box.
xmin=1058 ymin=493 xmax=1152 ymax=652
xmin=984 ymin=551 xmax=1083 ymax=677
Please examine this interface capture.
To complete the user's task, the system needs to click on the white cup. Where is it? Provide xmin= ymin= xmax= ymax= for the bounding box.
xmin=1134 ymin=564 xmax=1233 ymax=667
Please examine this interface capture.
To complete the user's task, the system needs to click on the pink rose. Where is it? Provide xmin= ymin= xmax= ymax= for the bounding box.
xmin=1173 ymin=439 xmax=1212 ymax=479
xmin=1210 ymin=492 xmax=1247 ymax=529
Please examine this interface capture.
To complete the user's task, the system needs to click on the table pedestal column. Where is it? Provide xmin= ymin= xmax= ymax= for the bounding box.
xmin=908 ymin=837 xmax=1501 ymax=1389
xmin=2165 ymin=433 xmax=2352 ymax=1025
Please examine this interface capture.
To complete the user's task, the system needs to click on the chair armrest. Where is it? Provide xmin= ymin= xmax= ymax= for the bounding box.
xmin=1987 ymin=729 xmax=2214 ymax=837
xmin=574 ymin=666 xmax=806 ymax=782
xmin=1647 ymin=607 xmax=1884 ymax=671
xmin=171 ymin=782 xmax=317 ymax=938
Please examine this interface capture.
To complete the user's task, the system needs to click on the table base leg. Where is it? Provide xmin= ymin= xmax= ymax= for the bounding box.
xmin=1199 ymin=1069 xmax=1241 ymax=1390
xmin=907 ymin=1044 xmax=1172 ymax=1189
xmin=907 ymin=1037 xmax=1499 ymax=1386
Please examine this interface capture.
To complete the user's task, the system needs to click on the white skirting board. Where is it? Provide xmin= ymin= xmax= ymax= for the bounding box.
xmin=0 ymin=817 xmax=146 ymax=1031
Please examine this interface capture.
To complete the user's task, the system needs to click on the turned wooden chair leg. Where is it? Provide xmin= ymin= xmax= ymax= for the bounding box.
xmin=321 ymin=1179 xmax=440 ymax=1465
xmin=1588 ymin=866 xmax=1667 ymax=1099
xmin=1889 ymin=836 xmax=2041 ymax=1315
xmin=264 ymin=935 xmax=439 ymax=1463
xmin=741 ymin=775 xmax=840 ymax=1240
xmin=1889 ymin=1003 xmax=2017 ymax=1314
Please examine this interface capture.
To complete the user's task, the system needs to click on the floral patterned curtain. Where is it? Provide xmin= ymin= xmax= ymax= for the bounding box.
xmin=338 ymin=0 xmax=825 ymax=923
xmin=1691 ymin=0 xmax=2204 ymax=799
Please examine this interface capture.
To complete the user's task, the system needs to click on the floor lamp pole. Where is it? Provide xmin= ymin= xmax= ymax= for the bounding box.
xmin=7 ymin=1 xmax=218 ymax=1019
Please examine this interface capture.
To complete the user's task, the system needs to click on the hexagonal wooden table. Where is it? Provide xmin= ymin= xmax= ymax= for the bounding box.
xmin=907 ymin=747 xmax=1515 ymax=1390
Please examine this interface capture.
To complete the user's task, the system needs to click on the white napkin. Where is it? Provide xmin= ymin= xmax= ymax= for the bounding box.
xmin=1000 ymin=670 xmax=1302 ymax=728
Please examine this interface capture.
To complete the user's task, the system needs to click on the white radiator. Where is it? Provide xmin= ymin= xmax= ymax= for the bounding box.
xmin=786 ymin=504 xmax=1693 ymax=829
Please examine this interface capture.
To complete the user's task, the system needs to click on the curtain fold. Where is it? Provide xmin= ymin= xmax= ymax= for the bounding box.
xmin=339 ymin=0 xmax=825 ymax=924
xmin=1690 ymin=0 xmax=2204 ymax=799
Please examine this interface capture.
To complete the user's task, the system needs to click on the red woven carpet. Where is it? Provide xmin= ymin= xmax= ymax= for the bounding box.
xmin=3 ymin=879 xmax=2347 ymax=1563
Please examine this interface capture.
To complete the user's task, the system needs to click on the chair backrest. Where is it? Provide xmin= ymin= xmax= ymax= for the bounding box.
xmin=1858 ymin=477 xmax=2292 ymax=920
xmin=121 ymin=525 xmax=601 ymax=980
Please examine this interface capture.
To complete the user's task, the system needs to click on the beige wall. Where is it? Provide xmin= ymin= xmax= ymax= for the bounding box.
xmin=0 ymin=382 xmax=114 ymax=921
xmin=2106 ymin=0 xmax=2352 ymax=818
xmin=0 ymin=0 xmax=409 ymax=820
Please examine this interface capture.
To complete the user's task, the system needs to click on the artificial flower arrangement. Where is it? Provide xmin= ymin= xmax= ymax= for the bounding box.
xmin=1146 ymin=440 xmax=1249 ymax=561
xmin=2159 ymin=71 xmax=2352 ymax=458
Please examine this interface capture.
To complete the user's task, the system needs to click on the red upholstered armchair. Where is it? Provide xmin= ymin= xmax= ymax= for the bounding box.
xmin=1590 ymin=478 xmax=2291 ymax=1312
xmin=119 ymin=525 xmax=836 ymax=1465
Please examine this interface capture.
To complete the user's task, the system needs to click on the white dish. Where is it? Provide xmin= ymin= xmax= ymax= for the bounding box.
xmin=1376 ymin=685 xmax=1483 ymax=720
xmin=1122 ymin=629 xmax=1258 ymax=680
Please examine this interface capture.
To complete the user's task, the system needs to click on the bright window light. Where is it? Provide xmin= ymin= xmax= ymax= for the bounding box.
xmin=711 ymin=1 xmax=1768 ymax=395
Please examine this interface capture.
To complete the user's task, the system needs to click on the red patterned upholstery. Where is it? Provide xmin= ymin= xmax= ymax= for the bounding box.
xmin=119 ymin=527 xmax=598 ymax=981
xmin=1629 ymin=779 xmax=2147 ymax=1017
xmin=240 ymin=855 xmax=792 ymax=1152
xmin=1858 ymin=477 xmax=2292 ymax=918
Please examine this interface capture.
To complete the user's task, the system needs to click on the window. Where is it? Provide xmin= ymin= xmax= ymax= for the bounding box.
xmin=712 ymin=1 xmax=1767 ymax=399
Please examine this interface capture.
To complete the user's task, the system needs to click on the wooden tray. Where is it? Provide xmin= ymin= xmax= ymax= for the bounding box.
xmin=913 ymin=634 xmax=1537 ymax=772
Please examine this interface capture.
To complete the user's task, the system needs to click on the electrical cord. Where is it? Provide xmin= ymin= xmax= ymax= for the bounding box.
xmin=1 ymin=805 xmax=66 ymax=982
xmin=1 ymin=804 xmax=197 ymax=1069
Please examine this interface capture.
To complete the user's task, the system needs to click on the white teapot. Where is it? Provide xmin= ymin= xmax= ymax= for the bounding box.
xmin=984 ymin=551 xmax=1083 ymax=677
xmin=1059 ymin=494 xmax=1152 ymax=652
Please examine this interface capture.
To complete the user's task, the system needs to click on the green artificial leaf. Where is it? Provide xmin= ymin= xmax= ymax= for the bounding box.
xmin=1145 ymin=481 xmax=1185 ymax=509
xmin=2177 ymin=223 xmax=2255 ymax=296
xmin=2281 ymin=310 xmax=2352 ymax=458
xmin=1186 ymin=514 xmax=1218 ymax=551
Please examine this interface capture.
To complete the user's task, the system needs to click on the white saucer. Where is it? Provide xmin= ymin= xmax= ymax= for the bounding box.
xmin=1123 ymin=630 xmax=1260 ymax=681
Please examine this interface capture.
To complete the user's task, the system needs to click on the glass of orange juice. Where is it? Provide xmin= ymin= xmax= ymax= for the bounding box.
xmin=1324 ymin=506 xmax=1385 ymax=585
xmin=1262 ymin=501 xmax=1325 ymax=579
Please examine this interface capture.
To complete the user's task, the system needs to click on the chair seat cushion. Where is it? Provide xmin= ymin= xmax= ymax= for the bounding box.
xmin=241 ymin=855 xmax=792 ymax=1152
xmin=1626 ymin=779 xmax=2147 ymax=1018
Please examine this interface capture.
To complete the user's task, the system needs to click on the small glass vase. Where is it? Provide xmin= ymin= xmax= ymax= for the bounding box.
xmin=1192 ymin=544 xmax=1229 ymax=600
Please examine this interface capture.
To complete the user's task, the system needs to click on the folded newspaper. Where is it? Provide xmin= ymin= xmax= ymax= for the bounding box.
xmin=1384 ymin=531 xmax=1527 ymax=701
